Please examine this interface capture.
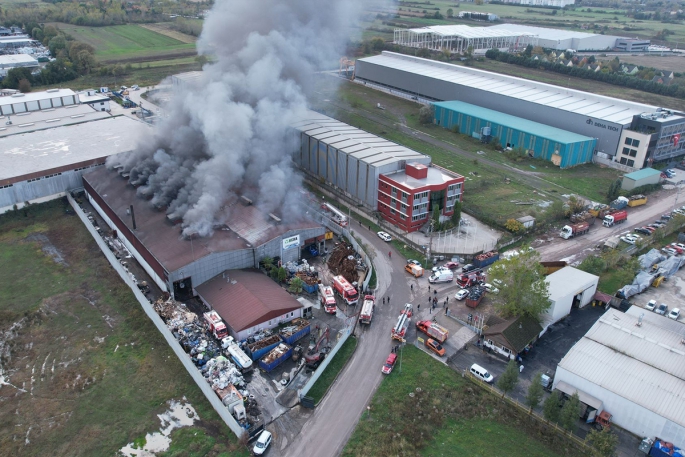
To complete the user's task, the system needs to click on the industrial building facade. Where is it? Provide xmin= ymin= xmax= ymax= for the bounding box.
xmin=434 ymin=101 xmax=596 ymax=168
xmin=489 ymin=24 xmax=627 ymax=51
xmin=354 ymin=52 xmax=685 ymax=168
xmin=393 ymin=25 xmax=535 ymax=54
xmin=378 ymin=163 xmax=464 ymax=232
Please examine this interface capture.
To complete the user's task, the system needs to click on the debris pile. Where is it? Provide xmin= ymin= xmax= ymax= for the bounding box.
xmin=327 ymin=244 xmax=361 ymax=284
xmin=285 ymin=259 xmax=315 ymax=275
xmin=569 ymin=212 xmax=595 ymax=224
xmin=474 ymin=251 xmax=498 ymax=262
xmin=201 ymin=355 xmax=245 ymax=388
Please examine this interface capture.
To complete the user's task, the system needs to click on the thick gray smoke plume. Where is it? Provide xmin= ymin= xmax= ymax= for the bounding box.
xmin=111 ymin=0 xmax=367 ymax=237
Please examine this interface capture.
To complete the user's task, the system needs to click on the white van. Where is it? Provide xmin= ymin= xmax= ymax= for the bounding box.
xmin=429 ymin=270 xmax=454 ymax=284
xmin=470 ymin=363 xmax=494 ymax=383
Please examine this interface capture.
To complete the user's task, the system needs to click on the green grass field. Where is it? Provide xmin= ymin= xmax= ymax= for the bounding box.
xmin=307 ymin=336 xmax=358 ymax=403
xmin=52 ymin=23 xmax=196 ymax=61
xmin=343 ymin=345 xmax=582 ymax=457
xmin=0 ymin=200 xmax=245 ymax=457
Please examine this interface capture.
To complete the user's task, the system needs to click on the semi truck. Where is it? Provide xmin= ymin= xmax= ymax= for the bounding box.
xmin=204 ymin=311 xmax=229 ymax=339
xmin=560 ymin=221 xmax=590 ymax=239
xmin=415 ymin=320 xmax=449 ymax=343
xmin=628 ymin=194 xmax=648 ymax=207
xmin=473 ymin=250 xmax=500 ymax=268
xmin=332 ymin=275 xmax=359 ymax=306
xmin=391 ymin=303 xmax=413 ymax=341
xmin=318 ymin=284 xmax=337 ymax=314
xmin=358 ymin=295 xmax=375 ymax=324
xmin=603 ymin=210 xmax=628 ymax=227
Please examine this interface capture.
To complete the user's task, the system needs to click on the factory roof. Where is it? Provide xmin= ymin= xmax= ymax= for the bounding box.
xmin=489 ymin=23 xmax=622 ymax=41
xmin=357 ymin=52 xmax=662 ymax=125
xmin=0 ymin=88 xmax=76 ymax=108
xmin=558 ymin=308 xmax=685 ymax=427
xmin=83 ymin=167 xmax=322 ymax=273
xmin=292 ymin=111 xmax=429 ymax=166
xmin=0 ymin=54 xmax=38 ymax=67
xmin=0 ymin=104 xmax=112 ymax=138
xmin=435 ymin=100 xmax=595 ymax=144
xmin=404 ymin=25 xmax=533 ymax=39
xmin=0 ymin=115 xmax=143 ymax=182
xmin=382 ymin=165 xmax=462 ymax=189
xmin=623 ymin=167 xmax=662 ymax=181
xmin=196 ymin=269 xmax=302 ymax=332
xmin=546 ymin=266 xmax=598 ymax=303
xmin=77 ymin=92 xmax=110 ymax=103
xmin=0 ymin=37 xmax=33 ymax=44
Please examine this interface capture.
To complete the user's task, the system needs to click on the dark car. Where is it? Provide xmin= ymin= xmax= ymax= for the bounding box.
xmin=635 ymin=228 xmax=651 ymax=236
xmin=462 ymin=264 xmax=478 ymax=274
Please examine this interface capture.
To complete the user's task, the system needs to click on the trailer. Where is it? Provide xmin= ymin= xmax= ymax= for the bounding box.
xmin=279 ymin=319 xmax=311 ymax=345
xmin=391 ymin=303 xmax=413 ymax=341
xmin=473 ymin=251 xmax=499 ymax=268
xmin=359 ymin=295 xmax=375 ymax=324
xmin=245 ymin=334 xmax=282 ymax=361
xmin=628 ymin=194 xmax=648 ymax=207
xmin=259 ymin=343 xmax=293 ymax=372
xmin=221 ymin=337 xmax=254 ymax=373
xmin=465 ymin=286 xmax=485 ymax=308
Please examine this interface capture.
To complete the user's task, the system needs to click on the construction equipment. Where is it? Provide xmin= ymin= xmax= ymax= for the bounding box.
xmin=305 ymin=326 xmax=331 ymax=367
xmin=391 ymin=303 xmax=413 ymax=342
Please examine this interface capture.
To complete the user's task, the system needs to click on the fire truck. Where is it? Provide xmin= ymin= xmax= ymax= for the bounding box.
xmin=332 ymin=275 xmax=359 ymax=306
xmin=321 ymin=202 xmax=348 ymax=227
xmin=391 ymin=303 xmax=413 ymax=341
xmin=203 ymin=311 xmax=228 ymax=339
xmin=318 ymin=284 xmax=337 ymax=314
xmin=358 ymin=295 xmax=376 ymax=324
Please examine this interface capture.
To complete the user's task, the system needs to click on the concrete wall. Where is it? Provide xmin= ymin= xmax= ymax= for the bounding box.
xmin=354 ymin=60 xmax=624 ymax=156
xmin=554 ymin=366 xmax=685 ymax=446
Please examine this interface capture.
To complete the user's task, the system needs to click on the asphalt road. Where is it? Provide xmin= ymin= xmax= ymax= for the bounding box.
xmin=281 ymin=229 xmax=410 ymax=457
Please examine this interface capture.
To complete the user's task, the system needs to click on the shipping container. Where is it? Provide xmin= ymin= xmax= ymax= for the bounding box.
xmin=302 ymin=282 xmax=317 ymax=294
xmin=259 ymin=343 xmax=293 ymax=372
xmin=245 ymin=334 xmax=282 ymax=361
xmin=279 ymin=319 xmax=311 ymax=345
xmin=466 ymin=286 xmax=485 ymax=308
xmin=473 ymin=251 xmax=499 ymax=268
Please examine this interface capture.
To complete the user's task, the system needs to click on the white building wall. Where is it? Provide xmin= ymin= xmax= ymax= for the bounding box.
xmin=554 ymin=366 xmax=685 ymax=446
xmin=235 ymin=308 xmax=303 ymax=342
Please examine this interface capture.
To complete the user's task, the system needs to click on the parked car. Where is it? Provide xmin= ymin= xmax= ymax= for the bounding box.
xmin=669 ymin=243 xmax=684 ymax=254
xmin=425 ymin=338 xmax=446 ymax=357
xmin=662 ymin=214 xmax=673 ymax=220
xmin=621 ymin=235 xmax=641 ymax=245
xmin=444 ymin=261 xmax=459 ymax=270
xmin=662 ymin=247 xmax=678 ymax=256
xmin=646 ymin=299 xmax=657 ymax=311
xmin=455 ymin=289 xmax=469 ymax=300
xmin=668 ymin=308 xmax=680 ymax=320
xmin=381 ymin=353 xmax=397 ymax=374
xmin=673 ymin=243 xmax=685 ymax=251
xmin=252 ymin=430 xmax=272 ymax=455
xmin=666 ymin=168 xmax=676 ymax=177
xmin=483 ymin=283 xmax=499 ymax=294
xmin=407 ymin=259 xmax=421 ymax=266
xmin=377 ymin=231 xmax=392 ymax=242
xmin=462 ymin=264 xmax=478 ymax=274
xmin=131 ymin=84 xmax=140 ymax=90
xmin=656 ymin=303 xmax=668 ymax=315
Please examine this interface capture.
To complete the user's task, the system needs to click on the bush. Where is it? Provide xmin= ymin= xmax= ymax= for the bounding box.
xmin=419 ymin=105 xmax=434 ymax=125
xmin=505 ymin=219 xmax=525 ymax=233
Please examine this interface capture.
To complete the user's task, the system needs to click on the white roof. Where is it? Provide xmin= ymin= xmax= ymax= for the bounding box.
xmin=489 ymin=23 xmax=624 ymax=41
xmin=0 ymin=89 xmax=76 ymax=108
xmin=358 ymin=52 xmax=662 ymax=125
xmin=0 ymin=104 xmax=110 ymax=138
xmin=292 ymin=111 xmax=428 ymax=167
xmin=78 ymin=92 xmax=110 ymax=103
xmin=405 ymin=25 xmax=534 ymax=39
xmin=558 ymin=308 xmax=685 ymax=426
xmin=0 ymin=116 xmax=145 ymax=181
xmin=546 ymin=266 xmax=598 ymax=302
xmin=0 ymin=54 xmax=38 ymax=67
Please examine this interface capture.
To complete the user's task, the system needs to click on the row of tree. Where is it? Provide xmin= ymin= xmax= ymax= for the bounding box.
xmin=485 ymin=48 xmax=685 ymax=100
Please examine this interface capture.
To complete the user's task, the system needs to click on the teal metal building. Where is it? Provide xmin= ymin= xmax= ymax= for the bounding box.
xmin=433 ymin=101 xmax=597 ymax=169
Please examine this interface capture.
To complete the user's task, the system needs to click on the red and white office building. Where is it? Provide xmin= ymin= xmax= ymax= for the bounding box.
xmin=378 ymin=163 xmax=464 ymax=233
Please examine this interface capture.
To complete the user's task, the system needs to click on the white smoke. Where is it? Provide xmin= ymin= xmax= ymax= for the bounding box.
xmin=112 ymin=0 xmax=371 ymax=237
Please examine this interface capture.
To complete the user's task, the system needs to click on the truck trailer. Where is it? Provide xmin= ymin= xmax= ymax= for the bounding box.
xmin=259 ymin=343 xmax=293 ymax=372
xmin=415 ymin=320 xmax=449 ymax=343
xmin=359 ymin=295 xmax=375 ymax=324
xmin=221 ymin=337 xmax=253 ymax=373
xmin=628 ymin=194 xmax=648 ymax=207
xmin=603 ymin=210 xmax=628 ymax=227
xmin=560 ymin=221 xmax=590 ymax=239
xmin=473 ymin=250 xmax=499 ymax=268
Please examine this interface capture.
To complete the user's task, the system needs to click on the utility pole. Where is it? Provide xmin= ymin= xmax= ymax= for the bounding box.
xmin=426 ymin=219 xmax=435 ymax=268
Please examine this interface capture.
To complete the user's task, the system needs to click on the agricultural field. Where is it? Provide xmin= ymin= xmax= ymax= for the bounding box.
xmin=0 ymin=200 xmax=244 ymax=457
xmin=50 ymin=23 xmax=196 ymax=62
xmin=139 ymin=22 xmax=198 ymax=44
xmin=342 ymin=345 xmax=583 ymax=457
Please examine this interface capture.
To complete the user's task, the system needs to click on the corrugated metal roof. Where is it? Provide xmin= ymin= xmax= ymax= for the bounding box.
xmin=558 ymin=308 xmax=685 ymax=426
xmin=624 ymin=167 xmax=662 ymax=181
xmin=357 ymin=52 xmax=661 ymax=125
xmin=196 ymin=269 xmax=302 ymax=332
xmin=546 ymin=266 xmax=599 ymax=302
xmin=0 ymin=88 xmax=75 ymax=107
xmin=435 ymin=100 xmax=595 ymax=144
xmin=405 ymin=25 xmax=534 ymax=39
xmin=489 ymin=23 xmax=619 ymax=41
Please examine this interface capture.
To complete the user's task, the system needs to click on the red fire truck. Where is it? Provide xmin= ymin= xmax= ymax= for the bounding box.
xmin=332 ymin=275 xmax=359 ymax=306
xmin=203 ymin=311 xmax=228 ymax=339
xmin=318 ymin=284 xmax=337 ymax=314
xmin=391 ymin=303 xmax=413 ymax=341
xmin=358 ymin=295 xmax=375 ymax=324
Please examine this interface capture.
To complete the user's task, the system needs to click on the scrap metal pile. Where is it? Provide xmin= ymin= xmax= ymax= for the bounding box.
xmin=569 ymin=212 xmax=596 ymax=224
xmin=327 ymin=243 xmax=362 ymax=284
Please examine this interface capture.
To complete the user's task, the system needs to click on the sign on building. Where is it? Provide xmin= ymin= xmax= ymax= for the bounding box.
xmin=282 ymin=235 xmax=300 ymax=251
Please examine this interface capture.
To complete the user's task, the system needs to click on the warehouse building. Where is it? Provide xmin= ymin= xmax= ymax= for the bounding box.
xmin=354 ymin=52 xmax=685 ymax=167
xmin=434 ymin=100 xmax=596 ymax=168
xmin=621 ymin=168 xmax=662 ymax=191
xmin=553 ymin=308 xmax=685 ymax=446
xmin=543 ymin=267 xmax=598 ymax=331
xmin=0 ymin=88 xmax=78 ymax=115
xmin=0 ymin=54 xmax=39 ymax=76
xmin=83 ymin=167 xmax=325 ymax=295
xmin=393 ymin=25 xmax=536 ymax=54
xmin=0 ymin=114 xmax=142 ymax=213
xmin=196 ymin=269 xmax=303 ymax=341
xmin=488 ymin=24 xmax=625 ymax=51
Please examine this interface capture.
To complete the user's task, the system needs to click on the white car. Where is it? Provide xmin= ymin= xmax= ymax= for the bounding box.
xmin=646 ymin=299 xmax=657 ymax=311
xmin=455 ymin=289 xmax=469 ymax=300
xmin=668 ymin=308 xmax=680 ymax=320
xmin=377 ymin=231 xmax=392 ymax=242
xmin=621 ymin=235 xmax=641 ymax=245
xmin=253 ymin=430 xmax=272 ymax=455
xmin=483 ymin=283 xmax=499 ymax=294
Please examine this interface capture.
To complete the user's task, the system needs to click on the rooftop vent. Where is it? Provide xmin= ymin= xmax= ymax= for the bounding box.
xmin=240 ymin=196 xmax=253 ymax=206
xmin=11 ymin=93 xmax=25 ymax=98
xmin=46 ymin=89 xmax=59 ymax=93
xmin=183 ymin=230 xmax=200 ymax=240
xmin=269 ymin=213 xmax=282 ymax=224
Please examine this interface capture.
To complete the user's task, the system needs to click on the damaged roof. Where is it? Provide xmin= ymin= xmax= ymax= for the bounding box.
xmin=196 ymin=269 xmax=302 ymax=332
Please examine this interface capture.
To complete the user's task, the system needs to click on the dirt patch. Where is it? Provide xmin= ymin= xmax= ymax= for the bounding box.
xmin=24 ymin=233 xmax=68 ymax=266
xmin=139 ymin=23 xmax=198 ymax=44
xmin=598 ymin=54 xmax=685 ymax=73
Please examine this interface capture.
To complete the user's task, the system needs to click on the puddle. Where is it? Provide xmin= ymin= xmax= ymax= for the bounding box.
xmin=118 ymin=399 xmax=199 ymax=456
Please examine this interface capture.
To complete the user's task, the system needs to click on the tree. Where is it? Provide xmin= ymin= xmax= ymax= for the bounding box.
xmin=431 ymin=203 xmax=440 ymax=225
xmin=546 ymin=200 xmax=565 ymax=222
xmin=277 ymin=267 xmax=287 ymax=283
xmin=451 ymin=201 xmax=462 ymax=227
xmin=446 ymin=8 xmax=454 ymax=17
xmin=487 ymin=247 xmax=551 ymax=320
xmin=523 ymin=44 xmax=533 ymax=57
xmin=370 ymin=37 xmax=385 ymax=51
xmin=48 ymin=35 xmax=67 ymax=56
xmin=261 ymin=256 xmax=274 ymax=271
xmin=418 ymin=105 xmax=433 ymax=124
xmin=543 ymin=390 xmax=562 ymax=423
xmin=607 ymin=179 xmax=622 ymax=201
xmin=525 ymin=373 xmax=545 ymax=413
xmin=504 ymin=218 xmax=525 ymax=233
xmin=586 ymin=427 xmax=619 ymax=457
xmin=18 ymin=78 xmax=31 ymax=93
xmin=566 ymin=195 xmax=586 ymax=215
xmin=496 ymin=360 xmax=519 ymax=398
xmin=32 ymin=27 xmax=44 ymax=41
xmin=559 ymin=392 xmax=581 ymax=432
xmin=288 ymin=277 xmax=305 ymax=294
xmin=578 ymin=255 xmax=607 ymax=276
